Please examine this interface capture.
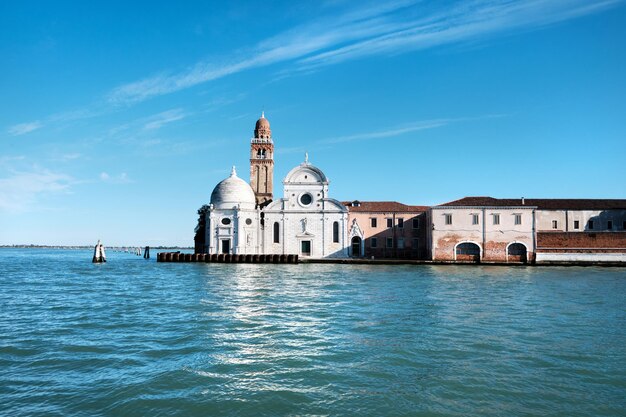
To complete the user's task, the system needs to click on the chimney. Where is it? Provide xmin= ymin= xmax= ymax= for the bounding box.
xmin=521 ymin=197 xmax=525 ymax=205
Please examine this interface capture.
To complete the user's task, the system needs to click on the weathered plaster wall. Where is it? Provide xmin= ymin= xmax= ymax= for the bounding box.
xmin=430 ymin=207 xmax=535 ymax=262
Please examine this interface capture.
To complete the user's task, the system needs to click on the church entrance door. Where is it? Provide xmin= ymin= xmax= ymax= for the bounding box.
xmin=221 ymin=239 xmax=230 ymax=254
xmin=351 ymin=237 xmax=362 ymax=257
xmin=301 ymin=240 xmax=311 ymax=256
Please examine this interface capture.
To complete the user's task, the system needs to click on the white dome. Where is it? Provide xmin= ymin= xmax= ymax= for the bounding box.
xmin=210 ymin=167 xmax=256 ymax=210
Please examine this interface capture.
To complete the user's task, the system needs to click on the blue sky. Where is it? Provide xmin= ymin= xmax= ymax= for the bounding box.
xmin=1 ymin=0 xmax=625 ymax=246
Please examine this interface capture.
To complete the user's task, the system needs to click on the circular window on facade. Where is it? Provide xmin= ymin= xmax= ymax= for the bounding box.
xmin=299 ymin=193 xmax=313 ymax=206
xmin=245 ymin=218 xmax=252 ymax=225
xmin=221 ymin=218 xmax=231 ymax=225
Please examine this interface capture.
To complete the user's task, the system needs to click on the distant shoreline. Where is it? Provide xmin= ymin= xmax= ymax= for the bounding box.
xmin=0 ymin=245 xmax=193 ymax=250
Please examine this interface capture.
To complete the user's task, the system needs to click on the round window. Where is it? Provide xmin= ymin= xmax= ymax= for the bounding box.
xmin=245 ymin=218 xmax=252 ymax=225
xmin=221 ymin=218 xmax=231 ymax=225
xmin=300 ymin=193 xmax=312 ymax=206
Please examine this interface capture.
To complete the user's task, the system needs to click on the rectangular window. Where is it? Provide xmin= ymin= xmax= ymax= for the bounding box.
xmin=332 ymin=221 xmax=339 ymax=243
xmin=397 ymin=238 xmax=405 ymax=249
xmin=370 ymin=237 xmax=378 ymax=248
xmin=588 ymin=220 xmax=594 ymax=230
xmin=412 ymin=218 xmax=419 ymax=229
xmin=552 ymin=220 xmax=558 ymax=229
xmin=574 ymin=220 xmax=580 ymax=230
xmin=412 ymin=239 xmax=419 ymax=251
xmin=623 ymin=221 xmax=626 ymax=230
xmin=493 ymin=214 xmax=500 ymax=225
xmin=607 ymin=220 xmax=613 ymax=230
xmin=445 ymin=214 xmax=452 ymax=225
xmin=387 ymin=218 xmax=393 ymax=228
xmin=472 ymin=214 xmax=479 ymax=225
xmin=397 ymin=218 xmax=404 ymax=228
xmin=386 ymin=237 xmax=393 ymax=248
xmin=514 ymin=214 xmax=522 ymax=225
xmin=370 ymin=218 xmax=377 ymax=228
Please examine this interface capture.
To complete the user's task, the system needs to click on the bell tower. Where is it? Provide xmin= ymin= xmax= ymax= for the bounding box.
xmin=250 ymin=112 xmax=274 ymax=206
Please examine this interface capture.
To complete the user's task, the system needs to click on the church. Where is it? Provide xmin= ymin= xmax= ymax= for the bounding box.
xmin=194 ymin=113 xmax=349 ymax=259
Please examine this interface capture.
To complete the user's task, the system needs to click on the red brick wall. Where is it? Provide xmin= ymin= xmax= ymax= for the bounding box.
xmin=537 ymin=232 xmax=626 ymax=252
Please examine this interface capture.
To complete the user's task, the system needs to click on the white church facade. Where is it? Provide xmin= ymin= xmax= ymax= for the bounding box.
xmin=196 ymin=114 xmax=349 ymax=259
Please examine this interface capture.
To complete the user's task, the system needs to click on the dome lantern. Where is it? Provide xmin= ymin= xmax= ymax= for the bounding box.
xmin=254 ymin=112 xmax=271 ymax=139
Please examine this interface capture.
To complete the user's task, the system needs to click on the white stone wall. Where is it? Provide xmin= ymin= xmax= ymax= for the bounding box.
xmin=537 ymin=252 xmax=626 ymax=262
xmin=263 ymin=202 xmax=348 ymax=258
xmin=206 ymin=207 xmax=260 ymax=255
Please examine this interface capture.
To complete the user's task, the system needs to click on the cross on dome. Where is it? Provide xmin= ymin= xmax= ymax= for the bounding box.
xmin=231 ymin=166 xmax=237 ymax=177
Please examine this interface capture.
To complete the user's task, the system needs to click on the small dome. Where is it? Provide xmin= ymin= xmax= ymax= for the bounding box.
xmin=254 ymin=112 xmax=271 ymax=139
xmin=210 ymin=167 xmax=256 ymax=210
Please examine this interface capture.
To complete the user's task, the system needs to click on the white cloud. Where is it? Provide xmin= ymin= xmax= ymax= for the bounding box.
xmin=106 ymin=0 xmax=620 ymax=104
xmin=0 ymin=168 xmax=73 ymax=212
xmin=320 ymin=119 xmax=451 ymax=144
xmin=99 ymin=171 xmax=132 ymax=183
xmin=7 ymin=121 xmax=43 ymax=136
xmin=143 ymin=108 xmax=187 ymax=130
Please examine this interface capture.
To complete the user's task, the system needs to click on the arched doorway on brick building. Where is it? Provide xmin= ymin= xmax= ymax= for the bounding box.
xmin=507 ymin=242 xmax=527 ymax=263
xmin=455 ymin=242 xmax=481 ymax=262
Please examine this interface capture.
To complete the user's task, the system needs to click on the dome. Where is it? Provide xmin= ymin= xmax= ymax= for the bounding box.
xmin=210 ymin=167 xmax=256 ymax=210
xmin=254 ymin=112 xmax=271 ymax=139
xmin=283 ymin=154 xmax=329 ymax=185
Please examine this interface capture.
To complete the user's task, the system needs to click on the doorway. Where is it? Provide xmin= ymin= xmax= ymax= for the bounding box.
xmin=301 ymin=240 xmax=311 ymax=256
xmin=221 ymin=239 xmax=230 ymax=254
xmin=351 ymin=237 xmax=362 ymax=257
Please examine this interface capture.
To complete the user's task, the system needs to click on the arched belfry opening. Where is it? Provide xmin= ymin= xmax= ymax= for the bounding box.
xmin=250 ymin=112 xmax=274 ymax=206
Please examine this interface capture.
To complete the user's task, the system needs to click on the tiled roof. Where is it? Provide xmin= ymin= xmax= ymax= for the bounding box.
xmin=438 ymin=196 xmax=626 ymax=210
xmin=342 ymin=201 xmax=428 ymax=212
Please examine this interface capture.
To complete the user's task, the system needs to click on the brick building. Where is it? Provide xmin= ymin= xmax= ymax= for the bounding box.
xmin=429 ymin=197 xmax=536 ymax=263
xmin=429 ymin=197 xmax=626 ymax=263
xmin=343 ymin=201 xmax=428 ymax=259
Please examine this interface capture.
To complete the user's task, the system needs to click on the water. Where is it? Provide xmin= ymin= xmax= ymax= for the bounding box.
xmin=1 ymin=249 xmax=625 ymax=416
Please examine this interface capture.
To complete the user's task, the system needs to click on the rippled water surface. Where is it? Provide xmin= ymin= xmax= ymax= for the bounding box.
xmin=1 ymin=249 xmax=625 ymax=416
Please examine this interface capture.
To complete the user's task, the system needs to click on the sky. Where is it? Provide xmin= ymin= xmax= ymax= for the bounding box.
xmin=1 ymin=0 xmax=625 ymax=246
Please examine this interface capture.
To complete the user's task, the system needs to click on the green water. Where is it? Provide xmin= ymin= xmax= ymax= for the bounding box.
xmin=1 ymin=249 xmax=625 ymax=416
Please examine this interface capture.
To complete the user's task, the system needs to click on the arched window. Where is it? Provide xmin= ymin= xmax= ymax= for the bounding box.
xmin=333 ymin=221 xmax=339 ymax=243
xmin=273 ymin=222 xmax=280 ymax=243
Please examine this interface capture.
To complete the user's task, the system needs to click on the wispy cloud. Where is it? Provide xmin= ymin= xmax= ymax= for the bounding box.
xmin=99 ymin=171 xmax=132 ymax=183
xmin=0 ymin=167 xmax=74 ymax=212
xmin=143 ymin=108 xmax=187 ymax=130
xmin=320 ymin=119 xmax=452 ymax=144
xmin=106 ymin=0 xmax=621 ymax=104
xmin=299 ymin=0 xmax=623 ymax=69
xmin=7 ymin=121 xmax=43 ymax=136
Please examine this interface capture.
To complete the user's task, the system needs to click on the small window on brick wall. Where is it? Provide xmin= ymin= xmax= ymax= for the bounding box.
xmin=371 ymin=237 xmax=378 ymax=248
xmin=370 ymin=218 xmax=377 ymax=228
xmin=588 ymin=220 xmax=594 ymax=230
xmin=397 ymin=218 xmax=404 ymax=228
xmin=412 ymin=218 xmax=419 ymax=229
xmin=607 ymin=220 xmax=613 ymax=230
xmin=574 ymin=220 xmax=580 ymax=230
xmin=552 ymin=220 xmax=558 ymax=229
xmin=386 ymin=237 xmax=393 ymax=248
xmin=387 ymin=218 xmax=393 ymax=228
